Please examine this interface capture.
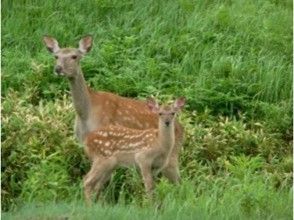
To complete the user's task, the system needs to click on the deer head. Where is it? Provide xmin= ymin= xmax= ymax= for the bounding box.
xmin=43 ymin=35 xmax=92 ymax=78
xmin=147 ymin=97 xmax=185 ymax=128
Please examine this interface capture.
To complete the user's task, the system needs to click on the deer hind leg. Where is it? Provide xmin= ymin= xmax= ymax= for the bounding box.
xmin=84 ymin=157 xmax=116 ymax=205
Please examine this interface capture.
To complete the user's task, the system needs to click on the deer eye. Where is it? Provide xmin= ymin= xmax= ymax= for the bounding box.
xmin=159 ymin=113 xmax=163 ymax=116
xmin=54 ymin=55 xmax=59 ymax=59
xmin=71 ymin=55 xmax=77 ymax=59
xmin=171 ymin=112 xmax=175 ymax=115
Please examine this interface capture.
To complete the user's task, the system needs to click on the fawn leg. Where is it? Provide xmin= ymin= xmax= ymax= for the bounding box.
xmin=94 ymin=160 xmax=116 ymax=201
xmin=162 ymin=127 xmax=183 ymax=185
xmin=84 ymin=158 xmax=104 ymax=205
xmin=137 ymin=157 xmax=154 ymax=197
xmin=84 ymin=158 xmax=116 ymax=205
xmin=161 ymin=156 xmax=181 ymax=184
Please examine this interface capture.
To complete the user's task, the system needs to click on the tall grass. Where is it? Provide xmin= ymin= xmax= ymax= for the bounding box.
xmin=2 ymin=0 xmax=292 ymax=218
xmin=2 ymin=172 xmax=293 ymax=219
xmin=2 ymin=0 xmax=292 ymax=103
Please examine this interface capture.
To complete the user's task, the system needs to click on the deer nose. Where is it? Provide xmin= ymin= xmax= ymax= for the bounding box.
xmin=55 ymin=65 xmax=62 ymax=74
xmin=165 ymin=121 xmax=170 ymax=126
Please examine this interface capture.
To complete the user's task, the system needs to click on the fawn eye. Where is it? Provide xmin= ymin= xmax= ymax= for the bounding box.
xmin=54 ymin=55 xmax=59 ymax=59
xmin=71 ymin=55 xmax=77 ymax=59
xmin=159 ymin=113 xmax=163 ymax=116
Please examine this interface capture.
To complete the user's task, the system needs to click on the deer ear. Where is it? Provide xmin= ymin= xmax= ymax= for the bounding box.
xmin=174 ymin=97 xmax=186 ymax=110
xmin=147 ymin=98 xmax=159 ymax=113
xmin=79 ymin=35 xmax=93 ymax=54
xmin=43 ymin=36 xmax=60 ymax=53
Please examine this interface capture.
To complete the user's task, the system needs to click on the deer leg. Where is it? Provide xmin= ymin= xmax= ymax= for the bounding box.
xmin=161 ymin=130 xmax=184 ymax=185
xmin=141 ymin=166 xmax=154 ymax=196
xmin=95 ymin=161 xmax=116 ymax=200
xmin=84 ymin=158 xmax=116 ymax=205
xmin=136 ymin=157 xmax=154 ymax=197
xmin=84 ymin=159 xmax=103 ymax=205
xmin=161 ymin=156 xmax=181 ymax=185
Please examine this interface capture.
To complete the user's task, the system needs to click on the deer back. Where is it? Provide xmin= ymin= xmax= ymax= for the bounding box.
xmin=87 ymin=90 xmax=184 ymax=150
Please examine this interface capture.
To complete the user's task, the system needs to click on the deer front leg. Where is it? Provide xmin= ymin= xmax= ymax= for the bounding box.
xmin=74 ymin=117 xmax=85 ymax=143
xmin=161 ymin=156 xmax=181 ymax=185
xmin=141 ymin=165 xmax=154 ymax=196
xmin=84 ymin=159 xmax=101 ymax=206
xmin=136 ymin=156 xmax=154 ymax=197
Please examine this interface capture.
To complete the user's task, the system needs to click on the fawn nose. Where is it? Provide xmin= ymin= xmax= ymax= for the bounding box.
xmin=165 ymin=121 xmax=170 ymax=126
xmin=55 ymin=65 xmax=62 ymax=74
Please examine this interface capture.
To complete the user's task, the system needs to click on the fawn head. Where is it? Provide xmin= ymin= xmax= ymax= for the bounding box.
xmin=147 ymin=97 xmax=185 ymax=127
xmin=43 ymin=36 xmax=92 ymax=77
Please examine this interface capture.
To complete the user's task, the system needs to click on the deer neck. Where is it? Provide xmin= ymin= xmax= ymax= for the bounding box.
xmin=68 ymin=68 xmax=91 ymax=120
xmin=158 ymin=122 xmax=175 ymax=154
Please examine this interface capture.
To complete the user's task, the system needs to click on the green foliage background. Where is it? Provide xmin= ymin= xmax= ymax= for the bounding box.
xmin=2 ymin=0 xmax=293 ymax=218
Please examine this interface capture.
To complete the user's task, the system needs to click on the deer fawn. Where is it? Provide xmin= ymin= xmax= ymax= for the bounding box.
xmin=84 ymin=97 xmax=185 ymax=204
xmin=43 ymin=36 xmax=184 ymax=184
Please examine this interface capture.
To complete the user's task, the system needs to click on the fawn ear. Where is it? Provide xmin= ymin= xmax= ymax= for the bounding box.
xmin=43 ymin=36 xmax=60 ymax=53
xmin=147 ymin=98 xmax=159 ymax=113
xmin=173 ymin=97 xmax=186 ymax=111
xmin=79 ymin=35 xmax=93 ymax=54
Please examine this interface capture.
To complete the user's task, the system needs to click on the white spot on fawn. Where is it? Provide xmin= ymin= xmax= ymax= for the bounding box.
xmin=104 ymin=150 xmax=111 ymax=155
xmin=102 ymin=132 xmax=108 ymax=137
xmin=123 ymin=116 xmax=130 ymax=121
xmin=129 ymin=141 xmax=143 ymax=148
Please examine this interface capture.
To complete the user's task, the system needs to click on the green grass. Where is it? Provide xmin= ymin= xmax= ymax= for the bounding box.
xmin=2 ymin=0 xmax=292 ymax=104
xmin=2 ymin=176 xmax=292 ymax=220
xmin=2 ymin=0 xmax=293 ymax=218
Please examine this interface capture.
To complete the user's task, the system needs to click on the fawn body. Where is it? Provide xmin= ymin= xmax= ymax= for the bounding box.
xmin=84 ymin=98 xmax=185 ymax=203
xmin=43 ymin=36 xmax=184 ymax=183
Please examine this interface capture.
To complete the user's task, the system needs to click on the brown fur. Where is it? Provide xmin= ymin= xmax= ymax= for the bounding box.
xmin=43 ymin=36 xmax=184 ymax=185
xmin=83 ymin=99 xmax=184 ymax=204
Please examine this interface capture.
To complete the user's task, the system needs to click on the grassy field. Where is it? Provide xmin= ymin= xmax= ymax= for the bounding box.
xmin=2 ymin=0 xmax=293 ymax=219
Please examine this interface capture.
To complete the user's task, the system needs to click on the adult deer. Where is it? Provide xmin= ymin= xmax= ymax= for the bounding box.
xmin=43 ymin=36 xmax=184 ymax=184
xmin=84 ymin=97 xmax=185 ymax=204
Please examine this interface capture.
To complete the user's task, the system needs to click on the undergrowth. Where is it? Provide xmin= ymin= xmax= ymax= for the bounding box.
xmin=1 ymin=0 xmax=292 ymax=218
